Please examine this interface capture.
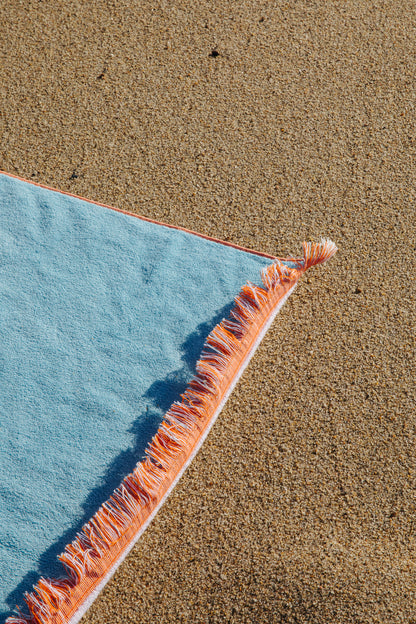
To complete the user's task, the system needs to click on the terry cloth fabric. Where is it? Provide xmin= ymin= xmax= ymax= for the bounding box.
xmin=0 ymin=171 xmax=336 ymax=624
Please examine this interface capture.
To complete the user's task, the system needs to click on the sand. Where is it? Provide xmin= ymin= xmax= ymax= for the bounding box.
xmin=0 ymin=1 xmax=415 ymax=623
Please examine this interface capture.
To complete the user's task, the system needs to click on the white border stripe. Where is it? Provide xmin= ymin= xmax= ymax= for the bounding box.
xmin=68 ymin=283 xmax=296 ymax=624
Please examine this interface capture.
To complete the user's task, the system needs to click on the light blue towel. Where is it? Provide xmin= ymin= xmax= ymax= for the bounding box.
xmin=0 ymin=173 xmax=271 ymax=619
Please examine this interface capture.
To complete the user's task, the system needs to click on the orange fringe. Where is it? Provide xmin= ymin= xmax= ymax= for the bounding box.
xmin=6 ymin=240 xmax=337 ymax=624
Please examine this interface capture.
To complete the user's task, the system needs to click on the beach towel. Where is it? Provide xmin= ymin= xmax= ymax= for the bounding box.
xmin=0 ymin=171 xmax=336 ymax=624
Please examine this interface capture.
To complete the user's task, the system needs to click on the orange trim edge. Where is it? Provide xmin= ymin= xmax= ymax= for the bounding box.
xmin=5 ymin=239 xmax=337 ymax=624
xmin=0 ymin=170 xmax=277 ymax=260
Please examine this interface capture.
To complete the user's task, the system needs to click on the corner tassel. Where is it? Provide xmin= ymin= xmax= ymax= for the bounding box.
xmin=302 ymin=238 xmax=338 ymax=270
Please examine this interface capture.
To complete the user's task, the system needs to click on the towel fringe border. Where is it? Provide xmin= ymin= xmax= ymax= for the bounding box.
xmin=6 ymin=240 xmax=337 ymax=624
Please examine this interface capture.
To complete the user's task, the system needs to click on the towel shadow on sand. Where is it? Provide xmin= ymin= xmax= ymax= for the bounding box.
xmin=3 ymin=303 xmax=233 ymax=621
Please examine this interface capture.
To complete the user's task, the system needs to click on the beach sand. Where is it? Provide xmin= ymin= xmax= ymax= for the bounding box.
xmin=0 ymin=1 xmax=415 ymax=622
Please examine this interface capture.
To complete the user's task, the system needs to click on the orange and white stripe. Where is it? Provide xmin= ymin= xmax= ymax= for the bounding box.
xmin=6 ymin=239 xmax=337 ymax=624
